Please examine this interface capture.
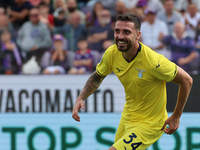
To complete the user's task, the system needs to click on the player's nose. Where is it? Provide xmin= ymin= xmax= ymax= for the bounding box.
xmin=118 ymin=32 xmax=124 ymax=39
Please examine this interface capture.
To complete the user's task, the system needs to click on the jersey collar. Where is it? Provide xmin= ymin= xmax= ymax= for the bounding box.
xmin=125 ymin=42 xmax=141 ymax=63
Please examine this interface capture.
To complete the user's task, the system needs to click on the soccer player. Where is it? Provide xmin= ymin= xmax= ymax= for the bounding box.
xmin=72 ymin=13 xmax=193 ymax=150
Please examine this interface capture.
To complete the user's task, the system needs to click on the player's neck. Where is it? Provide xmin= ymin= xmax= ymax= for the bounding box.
xmin=122 ymin=42 xmax=139 ymax=62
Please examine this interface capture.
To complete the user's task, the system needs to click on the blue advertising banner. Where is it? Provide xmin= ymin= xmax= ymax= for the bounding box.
xmin=0 ymin=113 xmax=200 ymax=150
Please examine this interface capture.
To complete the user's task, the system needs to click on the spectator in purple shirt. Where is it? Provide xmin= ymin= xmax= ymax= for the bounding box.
xmin=0 ymin=28 xmax=22 ymax=74
xmin=68 ymin=36 xmax=93 ymax=74
xmin=161 ymin=22 xmax=198 ymax=73
xmin=42 ymin=34 xmax=68 ymax=74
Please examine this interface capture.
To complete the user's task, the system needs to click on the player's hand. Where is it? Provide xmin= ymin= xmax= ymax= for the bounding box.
xmin=72 ymin=98 xmax=85 ymax=122
xmin=161 ymin=115 xmax=180 ymax=135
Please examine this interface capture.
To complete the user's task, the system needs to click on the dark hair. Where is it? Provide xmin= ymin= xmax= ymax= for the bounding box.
xmin=78 ymin=36 xmax=87 ymax=42
xmin=116 ymin=13 xmax=141 ymax=31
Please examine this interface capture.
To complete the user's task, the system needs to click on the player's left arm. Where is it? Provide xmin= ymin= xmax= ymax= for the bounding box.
xmin=161 ymin=66 xmax=193 ymax=134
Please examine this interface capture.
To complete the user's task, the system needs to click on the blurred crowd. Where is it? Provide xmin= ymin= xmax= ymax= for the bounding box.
xmin=0 ymin=0 xmax=200 ymax=75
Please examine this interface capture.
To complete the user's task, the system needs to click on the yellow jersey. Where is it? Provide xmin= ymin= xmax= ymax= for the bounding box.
xmin=96 ymin=42 xmax=177 ymax=129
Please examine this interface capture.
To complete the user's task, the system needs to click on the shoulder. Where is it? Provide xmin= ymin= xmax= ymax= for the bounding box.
xmin=141 ymin=43 xmax=172 ymax=72
xmin=163 ymin=34 xmax=173 ymax=40
xmin=104 ymin=44 xmax=118 ymax=57
xmin=75 ymin=50 xmax=81 ymax=54
xmin=163 ymin=34 xmax=173 ymax=43
xmin=149 ymin=0 xmax=163 ymax=6
xmin=105 ymin=24 xmax=112 ymax=29
xmin=140 ymin=43 xmax=155 ymax=54
xmin=185 ymin=36 xmax=194 ymax=41
xmin=173 ymin=11 xmax=182 ymax=18
xmin=78 ymin=24 xmax=86 ymax=29
xmin=77 ymin=10 xmax=86 ymax=17
xmin=106 ymin=44 xmax=118 ymax=52
xmin=155 ymin=19 xmax=166 ymax=25
xmin=141 ymin=21 xmax=149 ymax=29
xmin=86 ymin=49 xmax=92 ymax=54
xmin=21 ymin=21 xmax=31 ymax=28
xmin=184 ymin=36 xmax=195 ymax=44
xmin=89 ymin=25 xmax=102 ymax=32
xmin=155 ymin=19 xmax=168 ymax=29
xmin=196 ymin=12 xmax=200 ymax=18
xmin=63 ymin=24 xmax=71 ymax=30
xmin=140 ymin=42 xmax=161 ymax=64
xmin=95 ymin=24 xmax=104 ymax=30
xmin=39 ymin=22 xmax=49 ymax=29
xmin=141 ymin=21 xmax=148 ymax=26
xmin=157 ymin=11 xmax=166 ymax=18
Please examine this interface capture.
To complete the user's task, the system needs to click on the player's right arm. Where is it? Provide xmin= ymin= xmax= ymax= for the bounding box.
xmin=72 ymin=71 xmax=106 ymax=122
xmin=73 ymin=46 xmax=113 ymax=122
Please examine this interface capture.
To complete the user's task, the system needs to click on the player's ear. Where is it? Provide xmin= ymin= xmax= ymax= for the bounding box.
xmin=136 ymin=31 xmax=141 ymax=40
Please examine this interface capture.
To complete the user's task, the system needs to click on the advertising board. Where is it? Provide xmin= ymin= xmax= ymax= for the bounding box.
xmin=0 ymin=113 xmax=200 ymax=150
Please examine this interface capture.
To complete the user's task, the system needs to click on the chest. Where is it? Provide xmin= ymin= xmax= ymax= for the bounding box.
xmin=170 ymin=38 xmax=194 ymax=51
xmin=28 ymin=27 xmax=43 ymax=38
xmin=75 ymin=53 xmax=91 ymax=60
xmin=66 ymin=26 xmax=83 ymax=37
xmin=92 ymin=26 xmax=111 ymax=34
xmin=112 ymin=57 xmax=154 ymax=88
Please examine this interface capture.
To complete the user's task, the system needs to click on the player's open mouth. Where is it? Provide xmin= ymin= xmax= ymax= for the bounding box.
xmin=118 ymin=41 xmax=126 ymax=46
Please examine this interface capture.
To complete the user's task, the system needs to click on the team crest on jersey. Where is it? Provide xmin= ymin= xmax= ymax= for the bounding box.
xmin=136 ymin=68 xmax=146 ymax=78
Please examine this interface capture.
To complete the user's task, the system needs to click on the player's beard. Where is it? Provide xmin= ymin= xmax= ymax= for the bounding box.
xmin=115 ymin=38 xmax=134 ymax=52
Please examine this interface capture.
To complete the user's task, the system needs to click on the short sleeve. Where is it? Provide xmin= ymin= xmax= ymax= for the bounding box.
xmin=150 ymin=55 xmax=178 ymax=82
xmin=96 ymin=50 xmax=113 ymax=76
